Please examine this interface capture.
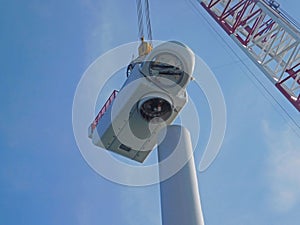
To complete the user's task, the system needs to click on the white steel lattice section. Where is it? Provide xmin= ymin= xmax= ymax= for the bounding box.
xmin=200 ymin=0 xmax=300 ymax=111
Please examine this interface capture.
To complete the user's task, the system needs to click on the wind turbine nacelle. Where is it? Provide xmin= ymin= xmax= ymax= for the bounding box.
xmin=88 ymin=41 xmax=195 ymax=163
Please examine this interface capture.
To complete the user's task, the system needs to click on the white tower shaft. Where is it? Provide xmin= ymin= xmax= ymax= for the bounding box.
xmin=158 ymin=125 xmax=204 ymax=225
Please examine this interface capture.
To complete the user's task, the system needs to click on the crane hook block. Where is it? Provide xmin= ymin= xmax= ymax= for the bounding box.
xmin=138 ymin=38 xmax=153 ymax=57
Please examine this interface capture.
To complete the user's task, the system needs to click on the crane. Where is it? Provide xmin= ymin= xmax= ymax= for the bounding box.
xmin=83 ymin=1 xmax=299 ymax=225
xmin=197 ymin=0 xmax=300 ymax=112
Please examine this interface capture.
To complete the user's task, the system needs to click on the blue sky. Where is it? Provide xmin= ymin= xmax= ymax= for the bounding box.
xmin=1 ymin=0 xmax=300 ymax=225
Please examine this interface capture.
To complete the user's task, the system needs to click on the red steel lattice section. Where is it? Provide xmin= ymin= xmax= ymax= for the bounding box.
xmin=91 ymin=90 xmax=118 ymax=133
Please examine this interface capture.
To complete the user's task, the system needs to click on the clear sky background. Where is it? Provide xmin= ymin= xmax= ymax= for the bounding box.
xmin=1 ymin=0 xmax=300 ymax=225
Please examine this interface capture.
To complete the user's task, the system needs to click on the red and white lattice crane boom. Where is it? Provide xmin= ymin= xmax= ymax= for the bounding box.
xmin=199 ymin=0 xmax=300 ymax=111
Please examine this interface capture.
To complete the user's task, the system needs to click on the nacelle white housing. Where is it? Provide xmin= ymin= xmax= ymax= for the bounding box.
xmin=88 ymin=41 xmax=195 ymax=162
